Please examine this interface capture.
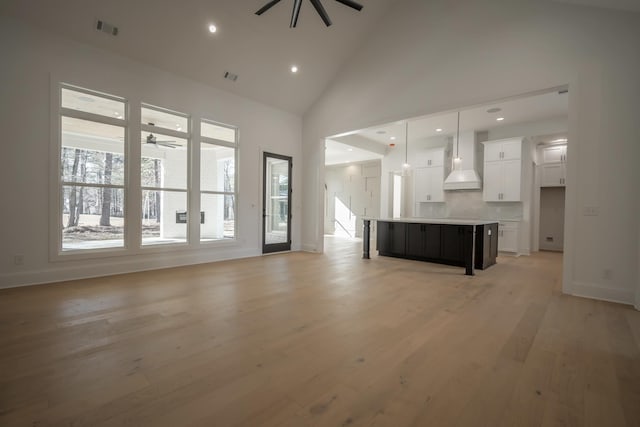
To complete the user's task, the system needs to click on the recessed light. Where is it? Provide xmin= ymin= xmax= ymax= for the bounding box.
xmin=113 ymin=111 xmax=120 ymax=116
xmin=208 ymin=24 xmax=217 ymax=33
xmin=435 ymin=128 xmax=443 ymax=132
xmin=291 ymin=65 xmax=298 ymax=73
xmin=496 ymin=117 xmax=505 ymax=121
xmin=390 ymin=136 xmax=396 ymax=140
xmin=347 ymin=148 xmax=353 ymax=152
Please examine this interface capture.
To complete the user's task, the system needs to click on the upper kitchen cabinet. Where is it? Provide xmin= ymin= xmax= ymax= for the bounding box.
xmin=414 ymin=146 xmax=445 ymax=168
xmin=542 ymin=144 xmax=567 ymax=163
xmin=540 ymin=144 xmax=567 ymax=187
xmin=414 ymin=147 xmax=445 ymax=203
xmin=482 ymin=138 xmax=524 ymax=202
xmin=484 ymin=138 xmax=522 ymax=162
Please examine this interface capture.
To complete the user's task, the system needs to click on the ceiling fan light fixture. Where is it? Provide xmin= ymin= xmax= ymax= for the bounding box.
xmin=291 ymin=65 xmax=299 ymax=73
xmin=208 ymin=24 xmax=217 ymax=33
xmin=255 ymin=0 xmax=363 ymax=28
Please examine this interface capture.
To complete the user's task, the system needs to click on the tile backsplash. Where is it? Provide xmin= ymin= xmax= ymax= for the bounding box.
xmin=415 ymin=190 xmax=522 ymax=220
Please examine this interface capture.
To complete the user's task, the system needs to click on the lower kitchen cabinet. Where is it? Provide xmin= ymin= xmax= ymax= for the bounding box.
xmin=440 ymin=225 xmax=465 ymax=264
xmin=377 ymin=220 xmax=498 ymax=272
xmin=377 ymin=221 xmax=406 ymax=256
xmin=498 ymin=221 xmax=519 ymax=253
xmin=406 ymin=223 xmax=441 ymax=259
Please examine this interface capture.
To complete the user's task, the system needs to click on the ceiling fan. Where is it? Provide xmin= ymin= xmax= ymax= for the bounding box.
xmin=256 ymin=0 xmax=363 ymax=28
xmin=144 ymin=133 xmax=180 ymax=148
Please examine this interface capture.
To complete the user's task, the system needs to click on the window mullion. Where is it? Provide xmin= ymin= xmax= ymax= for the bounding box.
xmin=127 ymin=99 xmax=142 ymax=251
xmin=190 ymin=116 xmax=201 ymax=246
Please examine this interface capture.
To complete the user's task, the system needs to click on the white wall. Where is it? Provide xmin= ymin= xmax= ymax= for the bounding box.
xmin=302 ymin=0 xmax=640 ymax=305
xmin=0 ymin=17 xmax=302 ymax=288
xmin=324 ymin=161 xmax=381 ymax=238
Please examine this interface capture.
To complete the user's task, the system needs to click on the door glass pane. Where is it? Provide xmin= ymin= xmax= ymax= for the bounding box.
xmin=265 ymin=157 xmax=289 ymax=245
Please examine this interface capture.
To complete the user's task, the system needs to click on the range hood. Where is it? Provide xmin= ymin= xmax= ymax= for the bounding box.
xmin=443 ymin=130 xmax=482 ymax=190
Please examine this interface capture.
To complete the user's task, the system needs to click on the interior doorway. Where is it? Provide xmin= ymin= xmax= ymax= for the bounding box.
xmin=262 ymin=152 xmax=292 ymax=254
xmin=539 ymin=187 xmax=565 ymax=251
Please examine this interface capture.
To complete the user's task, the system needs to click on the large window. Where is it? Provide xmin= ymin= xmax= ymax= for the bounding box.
xmin=200 ymin=119 xmax=237 ymax=241
xmin=59 ymin=86 xmax=127 ymax=251
xmin=55 ymin=83 xmax=239 ymax=256
xmin=141 ymin=105 xmax=190 ymax=246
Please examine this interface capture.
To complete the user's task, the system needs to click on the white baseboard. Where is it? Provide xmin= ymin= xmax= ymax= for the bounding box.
xmin=301 ymin=243 xmax=318 ymax=252
xmin=0 ymin=247 xmax=260 ymax=289
xmin=570 ymin=281 xmax=635 ymax=306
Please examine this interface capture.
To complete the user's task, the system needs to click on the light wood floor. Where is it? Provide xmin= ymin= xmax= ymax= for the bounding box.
xmin=1 ymin=237 xmax=639 ymax=427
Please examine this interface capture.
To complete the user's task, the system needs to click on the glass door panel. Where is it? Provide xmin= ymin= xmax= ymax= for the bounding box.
xmin=263 ymin=153 xmax=292 ymax=253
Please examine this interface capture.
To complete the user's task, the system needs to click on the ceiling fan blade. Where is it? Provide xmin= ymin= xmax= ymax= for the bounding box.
xmin=290 ymin=0 xmax=303 ymax=28
xmin=310 ymin=0 xmax=332 ymax=27
xmin=157 ymin=142 xmax=179 ymax=148
xmin=334 ymin=0 xmax=363 ymax=11
xmin=255 ymin=0 xmax=282 ymax=15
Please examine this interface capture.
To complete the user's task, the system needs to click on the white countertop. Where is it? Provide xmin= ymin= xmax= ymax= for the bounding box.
xmin=368 ymin=217 xmax=499 ymax=225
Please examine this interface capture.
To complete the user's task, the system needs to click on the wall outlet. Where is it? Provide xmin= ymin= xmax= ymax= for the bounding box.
xmin=14 ymin=254 xmax=24 ymax=266
xmin=583 ymin=206 xmax=599 ymax=216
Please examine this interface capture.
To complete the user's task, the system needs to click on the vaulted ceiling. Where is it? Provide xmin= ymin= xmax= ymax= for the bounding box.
xmin=0 ymin=0 xmax=393 ymax=114
xmin=2 ymin=0 xmax=638 ymax=116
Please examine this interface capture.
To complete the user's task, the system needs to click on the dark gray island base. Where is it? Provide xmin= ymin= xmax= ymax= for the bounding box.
xmin=362 ymin=219 xmax=499 ymax=276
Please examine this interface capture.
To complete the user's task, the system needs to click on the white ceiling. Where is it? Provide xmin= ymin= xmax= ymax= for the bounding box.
xmin=328 ymin=90 xmax=569 ymax=163
xmin=325 ymin=140 xmax=383 ymax=166
xmin=552 ymin=0 xmax=640 ymax=13
xmin=2 ymin=0 xmax=634 ymax=117
xmin=0 ymin=0 xmax=393 ymax=114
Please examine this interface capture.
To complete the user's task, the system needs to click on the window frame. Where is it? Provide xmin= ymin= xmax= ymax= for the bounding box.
xmin=139 ymin=103 xmax=191 ymax=248
xmin=49 ymin=80 xmax=242 ymax=262
xmin=51 ymin=83 xmax=129 ymax=259
xmin=199 ymin=118 xmax=239 ymax=243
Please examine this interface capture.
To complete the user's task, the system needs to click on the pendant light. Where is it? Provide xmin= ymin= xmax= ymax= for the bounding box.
xmin=402 ymin=121 xmax=411 ymax=170
xmin=454 ymin=111 xmax=462 ymax=166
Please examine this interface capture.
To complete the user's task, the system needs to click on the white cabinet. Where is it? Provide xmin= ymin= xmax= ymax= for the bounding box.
xmin=541 ymin=163 xmax=566 ymax=186
xmin=414 ymin=147 xmax=445 ymax=203
xmin=415 ymin=147 xmax=445 ymax=168
xmin=482 ymin=138 xmax=523 ymax=202
xmin=484 ymin=138 xmax=522 ymax=162
xmin=542 ymin=145 xmax=567 ymax=163
xmin=414 ymin=166 xmax=444 ymax=202
xmin=540 ymin=144 xmax=567 ymax=187
xmin=424 ymin=149 xmax=444 ymax=167
xmin=498 ymin=221 xmax=519 ymax=253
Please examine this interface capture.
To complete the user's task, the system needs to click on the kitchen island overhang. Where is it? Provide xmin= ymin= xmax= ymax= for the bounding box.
xmin=362 ymin=218 xmax=499 ymax=276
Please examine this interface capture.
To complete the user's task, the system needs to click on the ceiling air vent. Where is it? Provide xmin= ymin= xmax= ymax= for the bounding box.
xmin=96 ymin=19 xmax=119 ymax=36
xmin=224 ymin=71 xmax=239 ymax=82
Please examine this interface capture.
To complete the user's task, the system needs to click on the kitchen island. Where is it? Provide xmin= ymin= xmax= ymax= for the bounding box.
xmin=362 ymin=218 xmax=499 ymax=275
